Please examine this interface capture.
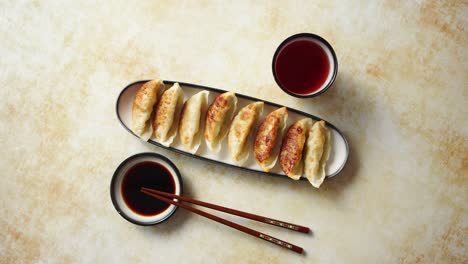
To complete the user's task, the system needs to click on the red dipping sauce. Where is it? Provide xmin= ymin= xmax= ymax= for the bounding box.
xmin=273 ymin=34 xmax=337 ymax=97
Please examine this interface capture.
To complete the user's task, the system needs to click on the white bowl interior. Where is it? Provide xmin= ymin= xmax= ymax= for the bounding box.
xmin=275 ymin=36 xmax=336 ymax=96
xmin=113 ymin=155 xmax=181 ymax=224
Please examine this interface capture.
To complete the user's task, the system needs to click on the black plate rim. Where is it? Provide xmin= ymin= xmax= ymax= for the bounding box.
xmin=115 ymin=80 xmax=349 ymax=180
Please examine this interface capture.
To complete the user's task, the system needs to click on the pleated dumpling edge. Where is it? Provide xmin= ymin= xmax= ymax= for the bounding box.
xmin=228 ymin=101 xmax=264 ymax=165
xmin=179 ymin=90 xmax=210 ymax=154
xmin=304 ymin=120 xmax=331 ymax=188
xmin=153 ymin=83 xmax=184 ymax=147
xmin=131 ymin=79 xmax=165 ymax=140
xmin=204 ymin=91 xmax=238 ymax=153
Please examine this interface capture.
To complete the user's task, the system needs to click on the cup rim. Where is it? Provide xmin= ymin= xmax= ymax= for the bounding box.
xmin=272 ymin=33 xmax=338 ymax=98
xmin=110 ymin=152 xmax=183 ymax=226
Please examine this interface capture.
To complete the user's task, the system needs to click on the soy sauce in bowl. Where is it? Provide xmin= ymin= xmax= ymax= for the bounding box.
xmin=121 ymin=161 xmax=175 ymax=216
xmin=272 ymin=33 xmax=338 ymax=98
xmin=110 ymin=153 xmax=182 ymax=226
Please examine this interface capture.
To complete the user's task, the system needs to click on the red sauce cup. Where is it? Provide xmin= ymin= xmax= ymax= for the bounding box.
xmin=272 ymin=33 xmax=338 ymax=98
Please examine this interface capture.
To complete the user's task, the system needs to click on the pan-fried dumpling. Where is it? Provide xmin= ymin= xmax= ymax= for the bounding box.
xmin=254 ymin=107 xmax=288 ymax=172
xmin=228 ymin=102 xmax=264 ymax=165
xmin=279 ymin=118 xmax=312 ymax=180
xmin=152 ymin=83 xmax=184 ymax=146
xmin=178 ymin=90 xmax=209 ymax=154
xmin=204 ymin=92 xmax=237 ymax=153
xmin=304 ymin=120 xmax=331 ymax=188
xmin=132 ymin=79 xmax=165 ymax=139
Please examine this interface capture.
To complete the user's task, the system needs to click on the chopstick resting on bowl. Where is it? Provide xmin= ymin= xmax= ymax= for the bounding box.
xmin=141 ymin=187 xmax=308 ymax=254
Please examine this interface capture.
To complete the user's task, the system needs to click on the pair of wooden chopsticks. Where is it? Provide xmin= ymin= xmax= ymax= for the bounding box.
xmin=141 ymin=187 xmax=308 ymax=254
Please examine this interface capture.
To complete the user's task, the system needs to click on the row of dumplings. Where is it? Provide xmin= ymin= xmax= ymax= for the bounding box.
xmin=132 ymin=80 xmax=330 ymax=188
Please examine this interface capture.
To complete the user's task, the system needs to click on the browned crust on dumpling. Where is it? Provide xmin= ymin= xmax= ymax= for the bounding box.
xmin=132 ymin=79 xmax=164 ymax=137
xmin=254 ymin=110 xmax=282 ymax=163
xmin=152 ymin=88 xmax=178 ymax=134
xmin=232 ymin=104 xmax=258 ymax=145
xmin=205 ymin=92 xmax=230 ymax=141
xmin=132 ymin=80 xmax=159 ymax=112
xmin=205 ymin=92 xmax=233 ymax=141
xmin=279 ymin=122 xmax=307 ymax=176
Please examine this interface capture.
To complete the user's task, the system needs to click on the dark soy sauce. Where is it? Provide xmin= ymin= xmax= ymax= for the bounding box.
xmin=275 ymin=39 xmax=330 ymax=95
xmin=121 ymin=161 xmax=175 ymax=216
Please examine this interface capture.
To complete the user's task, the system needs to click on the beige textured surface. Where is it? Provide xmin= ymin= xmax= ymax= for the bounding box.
xmin=1 ymin=1 xmax=467 ymax=263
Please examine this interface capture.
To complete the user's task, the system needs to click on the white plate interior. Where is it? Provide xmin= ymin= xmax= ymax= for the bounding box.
xmin=117 ymin=81 xmax=348 ymax=178
xmin=112 ymin=155 xmax=182 ymax=224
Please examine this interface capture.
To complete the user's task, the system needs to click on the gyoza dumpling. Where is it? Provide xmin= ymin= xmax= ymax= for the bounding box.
xmin=132 ymin=79 xmax=165 ymax=139
xmin=279 ymin=118 xmax=312 ymax=180
xmin=178 ymin=90 xmax=209 ymax=154
xmin=152 ymin=83 xmax=184 ymax=146
xmin=228 ymin=102 xmax=264 ymax=165
xmin=304 ymin=120 xmax=331 ymax=188
xmin=254 ymin=107 xmax=288 ymax=172
xmin=204 ymin=92 xmax=237 ymax=153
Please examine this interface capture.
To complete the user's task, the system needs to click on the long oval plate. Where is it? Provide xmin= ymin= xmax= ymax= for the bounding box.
xmin=116 ymin=80 xmax=349 ymax=180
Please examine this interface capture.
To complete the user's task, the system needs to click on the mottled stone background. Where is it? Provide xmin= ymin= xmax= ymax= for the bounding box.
xmin=0 ymin=1 xmax=466 ymax=263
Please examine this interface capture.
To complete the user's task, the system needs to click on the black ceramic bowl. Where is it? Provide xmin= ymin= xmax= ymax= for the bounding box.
xmin=272 ymin=33 xmax=338 ymax=98
xmin=110 ymin=153 xmax=183 ymax=226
